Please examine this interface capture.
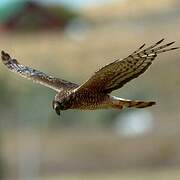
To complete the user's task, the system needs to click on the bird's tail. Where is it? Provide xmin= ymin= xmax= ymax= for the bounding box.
xmin=111 ymin=96 xmax=156 ymax=109
xmin=122 ymin=99 xmax=156 ymax=108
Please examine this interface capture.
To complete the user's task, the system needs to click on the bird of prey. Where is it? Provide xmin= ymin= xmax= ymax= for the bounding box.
xmin=1 ymin=39 xmax=179 ymax=115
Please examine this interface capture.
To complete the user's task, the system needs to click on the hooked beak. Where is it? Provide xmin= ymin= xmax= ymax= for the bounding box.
xmin=53 ymin=102 xmax=61 ymax=116
xmin=55 ymin=109 xmax=61 ymax=116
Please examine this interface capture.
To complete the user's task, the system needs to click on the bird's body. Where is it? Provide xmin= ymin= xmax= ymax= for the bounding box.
xmin=54 ymin=89 xmax=109 ymax=110
xmin=56 ymin=90 xmax=155 ymax=110
xmin=1 ymin=39 xmax=179 ymax=115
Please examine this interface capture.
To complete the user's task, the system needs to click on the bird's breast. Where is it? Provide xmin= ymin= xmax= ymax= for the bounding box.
xmin=70 ymin=92 xmax=109 ymax=110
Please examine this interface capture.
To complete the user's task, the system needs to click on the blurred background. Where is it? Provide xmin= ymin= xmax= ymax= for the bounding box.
xmin=0 ymin=0 xmax=180 ymax=179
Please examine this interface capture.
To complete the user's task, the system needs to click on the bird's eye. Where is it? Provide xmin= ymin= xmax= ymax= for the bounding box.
xmin=59 ymin=103 xmax=65 ymax=110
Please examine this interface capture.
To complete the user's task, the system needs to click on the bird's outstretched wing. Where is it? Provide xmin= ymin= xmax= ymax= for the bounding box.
xmin=75 ymin=39 xmax=179 ymax=94
xmin=1 ymin=51 xmax=78 ymax=92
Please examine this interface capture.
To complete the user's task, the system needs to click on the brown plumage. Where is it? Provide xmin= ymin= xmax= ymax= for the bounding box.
xmin=1 ymin=39 xmax=179 ymax=115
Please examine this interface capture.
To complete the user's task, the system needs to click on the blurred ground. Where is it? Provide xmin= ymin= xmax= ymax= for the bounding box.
xmin=42 ymin=167 xmax=180 ymax=180
xmin=0 ymin=0 xmax=180 ymax=179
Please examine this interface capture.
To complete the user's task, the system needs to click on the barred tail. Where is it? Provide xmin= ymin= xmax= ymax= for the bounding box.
xmin=111 ymin=96 xmax=156 ymax=109
xmin=123 ymin=100 xmax=156 ymax=108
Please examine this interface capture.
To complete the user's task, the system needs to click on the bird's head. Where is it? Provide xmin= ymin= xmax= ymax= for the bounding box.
xmin=52 ymin=97 xmax=72 ymax=116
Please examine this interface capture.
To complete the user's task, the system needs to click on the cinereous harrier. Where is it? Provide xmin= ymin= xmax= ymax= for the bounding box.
xmin=1 ymin=39 xmax=179 ymax=115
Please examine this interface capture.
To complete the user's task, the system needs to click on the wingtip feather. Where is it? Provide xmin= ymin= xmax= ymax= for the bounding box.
xmin=1 ymin=50 xmax=10 ymax=61
xmin=166 ymin=41 xmax=176 ymax=46
xmin=140 ymin=43 xmax=146 ymax=49
xmin=157 ymin=38 xmax=165 ymax=44
xmin=1 ymin=50 xmax=6 ymax=57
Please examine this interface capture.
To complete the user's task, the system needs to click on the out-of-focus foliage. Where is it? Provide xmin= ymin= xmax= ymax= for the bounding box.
xmin=47 ymin=5 xmax=78 ymax=23
xmin=0 ymin=1 xmax=78 ymax=31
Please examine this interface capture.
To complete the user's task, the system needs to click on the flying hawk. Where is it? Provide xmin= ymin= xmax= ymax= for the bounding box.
xmin=1 ymin=39 xmax=179 ymax=115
